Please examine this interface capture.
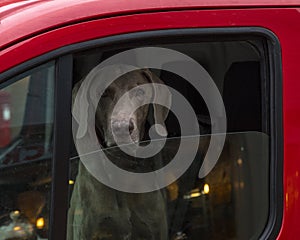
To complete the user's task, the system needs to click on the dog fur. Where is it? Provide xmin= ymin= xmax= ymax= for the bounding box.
xmin=68 ymin=65 xmax=171 ymax=240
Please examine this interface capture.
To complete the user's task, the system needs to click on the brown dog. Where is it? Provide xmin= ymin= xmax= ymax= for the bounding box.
xmin=68 ymin=64 xmax=171 ymax=240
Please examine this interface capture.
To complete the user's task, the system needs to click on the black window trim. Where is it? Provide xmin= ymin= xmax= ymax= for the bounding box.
xmin=49 ymin=54 xmax=73 ymax=240
xmin=0 ymin=27 xmax=283 ymax=240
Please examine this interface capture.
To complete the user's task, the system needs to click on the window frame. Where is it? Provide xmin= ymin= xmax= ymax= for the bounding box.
xmin=0 ymin=27 xmax=283 ymax=240
xmin=0 ymin=56 xmax=73 ymax=239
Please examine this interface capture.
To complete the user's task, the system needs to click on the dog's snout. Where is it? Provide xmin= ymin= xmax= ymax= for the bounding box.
xmin=112 ymin=118 xmax=134 ymax=136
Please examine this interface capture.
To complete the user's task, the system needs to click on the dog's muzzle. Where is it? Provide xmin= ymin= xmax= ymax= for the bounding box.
xmin=111 ymin=118 xmax=134 ymax=137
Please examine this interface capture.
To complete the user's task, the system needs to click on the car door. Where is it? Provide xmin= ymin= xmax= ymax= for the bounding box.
xmin=1 ymin=6 xmax=300 ymax=240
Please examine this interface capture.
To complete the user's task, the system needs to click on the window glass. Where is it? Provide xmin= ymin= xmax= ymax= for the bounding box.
xmin=68 ymin=39 xmax=270 ymax=240
xmin=0 ymin=62 xmax=55 ymax=240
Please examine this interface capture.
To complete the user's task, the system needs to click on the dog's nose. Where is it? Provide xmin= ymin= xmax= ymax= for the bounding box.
xmin=112 ymin=118 xmax=134 ymax=136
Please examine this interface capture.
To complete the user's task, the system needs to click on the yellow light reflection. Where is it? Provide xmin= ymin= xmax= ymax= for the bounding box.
xmin=69 ymin=180 xmax=75 ymax=185
xmin=13 ymin=226 xmax=21 ymax=231
xmin=203 ymin=184 xmax=210 ymax=194
xmin=190 ymin=192 xmax=201 ymax=198
xmin=13 ymin=210 xmax=20 ymax=215
xmin=36 ymin=217 xmax=45 ymax=229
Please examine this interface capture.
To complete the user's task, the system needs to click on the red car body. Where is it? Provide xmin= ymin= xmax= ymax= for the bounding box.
xmin=1 ymin=0 xmax=300 ymax=239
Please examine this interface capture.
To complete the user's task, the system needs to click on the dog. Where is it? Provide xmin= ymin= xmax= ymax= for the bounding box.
xmin=68 ymin=64 xmax=171 ymax=240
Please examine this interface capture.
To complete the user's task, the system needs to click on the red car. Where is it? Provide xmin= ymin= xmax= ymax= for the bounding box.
xmin=0 ymin=0 xmax=300 ymax=239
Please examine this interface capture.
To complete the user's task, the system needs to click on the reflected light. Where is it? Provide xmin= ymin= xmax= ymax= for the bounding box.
xmin=13 ymin=210 xmax=20 ymax=215
xmin=3 ymin=105 xmax=11 ymax=121
xmin=36 ymin=217 xmax=45 ymax=229
xmin=183 ymin=184 xmax=210 ymax=199
xmin=237 ymin=158 xmax=243 ymax=166
xmin=184 ymin=191 xmax=201 ymax=199
xmin=190 ymin=192 xmax=201 ymax=198
xmin=203 ymin=184 xmax=210 ymax=194
xmin=13 ymin=226 xmax=21 ymax=231
xmin=69 ymin=180 xmax=75 ymax=185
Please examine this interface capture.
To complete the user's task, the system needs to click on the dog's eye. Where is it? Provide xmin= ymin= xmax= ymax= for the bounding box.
xmin=101 ymin=89 xmax=110 ymax=98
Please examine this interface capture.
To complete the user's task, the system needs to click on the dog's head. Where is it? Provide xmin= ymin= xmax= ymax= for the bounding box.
xmin=72 ymin=65 xmax=171 ymax=148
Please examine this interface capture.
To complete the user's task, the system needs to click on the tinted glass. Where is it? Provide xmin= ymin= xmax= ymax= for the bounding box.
xmin=0 ymin=62 xmax=55 ymax=240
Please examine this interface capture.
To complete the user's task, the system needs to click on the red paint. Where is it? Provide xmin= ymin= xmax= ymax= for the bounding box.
xmin=0 ymin=0 xmax=300 ymax=50
xmin=1 ymin=1 xmax=300 ymax=239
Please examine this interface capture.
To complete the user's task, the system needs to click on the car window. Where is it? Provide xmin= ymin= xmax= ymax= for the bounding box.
xmin=68 ymin=38 xmax=272 ymax=240
xmin=0 ymin=62 xmax=55 ymax=240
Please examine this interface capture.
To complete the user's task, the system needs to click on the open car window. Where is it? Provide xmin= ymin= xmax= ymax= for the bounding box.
xmin=68 ymin=37 xmax=274 ymax=240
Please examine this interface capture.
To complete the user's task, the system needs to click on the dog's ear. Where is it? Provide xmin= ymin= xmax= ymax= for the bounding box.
xmin=142 ymin=69 xmax=172 ymax=136
xmin=72 ymin=79 xmax=89 ymax=139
